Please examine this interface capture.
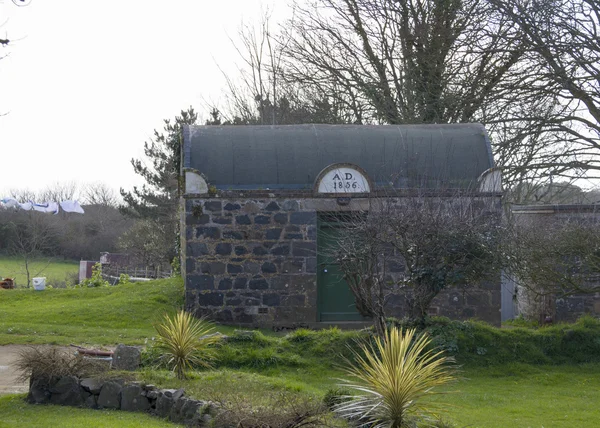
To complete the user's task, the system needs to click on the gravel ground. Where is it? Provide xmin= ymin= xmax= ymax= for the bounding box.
xmin=0 ymin=345 xmax=29 ymax=395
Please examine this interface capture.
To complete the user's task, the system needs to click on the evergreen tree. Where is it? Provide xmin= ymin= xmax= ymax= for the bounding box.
xmin=120 ymin=107 xmax=198 ymax=266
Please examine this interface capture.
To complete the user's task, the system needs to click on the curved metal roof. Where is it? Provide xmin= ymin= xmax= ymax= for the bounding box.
xmin=182 ymin=124 xmax=494 ymax=190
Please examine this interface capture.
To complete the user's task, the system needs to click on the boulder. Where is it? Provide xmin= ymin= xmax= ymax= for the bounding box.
xmin=180 ymin=399 xmax=205 ymax=425
xmin=112 ymin=344 xmax=141 ymax=371
xmin=85 ymin=394 xmax=98 ymax=409
xmin=155 ymin=391 xmax=174 ymax=418
xmin=28 ymin=378 xmax=51 ymax=404
xmin=169 ymin=396 xmax=188 ymax=423
xmin=49 ymin=376 xmax=85 ymax=407
xmin=80 ymin=378 xmax=103 ymax=394
xmin=121 ymin=384 xmax=151 ymax=412
xmin=97 ymin=381 xmax=122 ymax=409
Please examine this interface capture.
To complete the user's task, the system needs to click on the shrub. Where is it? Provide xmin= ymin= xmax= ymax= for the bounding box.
xmin=117 ymin=273 xmax=131 ymax=285
xmin=80 ymin=263 xmax=109 ymax=287
xmin=14 ymin=346 xmax=108 ymax=384
xmin=154 ymin=310 xmax=221 ymax=379
xmin=335 ymin=327 xmax=455 ymax=428
xmin=212 ymin=392 xmax=328 ymax=428
xmin=322 ymin=387 xmax=353 ymax=410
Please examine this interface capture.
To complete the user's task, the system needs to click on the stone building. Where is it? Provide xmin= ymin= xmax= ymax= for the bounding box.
xmin=181 ymin=124 xmax=502 ymax=327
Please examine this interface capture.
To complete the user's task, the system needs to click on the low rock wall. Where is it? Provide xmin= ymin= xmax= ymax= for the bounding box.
xmin=28 ymin=375 xmax=217 ymax=426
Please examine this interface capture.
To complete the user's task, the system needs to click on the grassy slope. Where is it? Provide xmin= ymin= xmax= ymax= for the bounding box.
xmin=0 ymin=257 xmax=79 ymax=288
xmin=0 ymin=394 xmax=182 ymax=428
xmin=0 ymin=278 xmax=185 ymax=345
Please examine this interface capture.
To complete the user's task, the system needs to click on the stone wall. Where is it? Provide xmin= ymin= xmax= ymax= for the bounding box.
xmin=183 ymin=193 xmax=502 ymax=327
xmin=183 ymin=196 xmax=319 ymax=326
xmin=28 ymin=375 xmax=217 ymax=426
xmin=511 ymin=204 xmax=600 ymax=322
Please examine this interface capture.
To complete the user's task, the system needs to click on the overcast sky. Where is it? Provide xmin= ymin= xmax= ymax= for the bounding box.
xmin=0 ymin=0 xmax=289 ymax=199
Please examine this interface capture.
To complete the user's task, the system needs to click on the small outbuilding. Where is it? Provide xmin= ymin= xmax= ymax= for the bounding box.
xmin=181 ymin=124 xmax=502 ymax=327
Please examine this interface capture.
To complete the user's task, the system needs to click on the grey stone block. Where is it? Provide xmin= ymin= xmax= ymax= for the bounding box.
xmin=234 ymin=277 xmax=248 ymax=289
xmin=292 ymin=241 xmax=316 ymax=257
xmin=252 ymin=245 xmax=269 ymax=256
xmin=185 ymin=258 xmax=196 ymax=274
xmin=224 ymin=231 xmax=246 ymax=240
xmin=236 ymin=214 xmax=252 ymax=225
xmin=254 ymin=215 xmax=270 ymax=224
xmin=263 ymin=294 xmax=280 ymax=306
xmin=227 ymin=264 xmax=244 ymax=274
xmin=249 ymin=278 xmax=269 ymax=290
xmin=213 ymin=216 xmax=232 ymax=225
xmin=305 ymin=257 xmax=317 ymax=273
xmin=112 ymin=344 xmax=141 ymax=371
xmin=201 ymin=262 xmax=226 ymax=274
xmin=265 ymin=202 xmax=280 ymax=211
xmin=98 ymin=381 xmax=122 ymax=409
xmin=155 ymin=392 xmax=174 ymax=417
xmin=196 ymin=227 xmax=221 ymax=239
xmin=188 ymin=275 xmax=214 ymax=290
xmin=218 ymin=278 xmax=233 ymax=290
xmin=187 ymin=242 xmax=209 ymax=257
xmin=81 ymin=378 xmax=103 ymax=394
xmin=49 ymin=376 xmax=85 ymax=407
xmin=28 ymin=378 xmax=50 ymax=404
xmin=198 ymin=292 xmax=224 ymax=306
xmin=266 ymin=228 xmax=282 ymax=240
xmin=271 ymin=244 xmax=290 ymax=256
xmin=121 ymin=384 xmax=151 ymax=412
xmin=274 ymin=213 xmax=288 ymax=224
xmin=215 ymin=243 xmax=232 ymax=255
xmin=282 ymin=200 xmax=299 ymax=211
xmin=85 ymin=394 xmax=98 ymax=409
xmin=261 ymin=262 xmax=277 ymax=273
xmin=234 ymin=245 xmax=249 ymax=255
xmin=180 ymin=399 xmax=204 ymax=425
xmin=204 ymin=201 xmax=222 ymax=212
xmin=186 ymin=214 xmax=210 ymax=225
xmin=290 ymin=212 xmax=316 ymax=224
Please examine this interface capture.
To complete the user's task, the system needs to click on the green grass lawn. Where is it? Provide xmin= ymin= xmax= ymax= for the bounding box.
xmin=0 ymin=278 xmax=185 ymax=345
xmin=0 ymin=256 xmax=79 ymax=288
xmin=2 ymin=277 xmax=600 ymax=426
xmin=0 ymin=394 xmax=182 ymax=428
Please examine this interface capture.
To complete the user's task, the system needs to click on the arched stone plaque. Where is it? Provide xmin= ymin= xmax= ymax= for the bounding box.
xmin=314 ymin=163 xmax=372 ymax=195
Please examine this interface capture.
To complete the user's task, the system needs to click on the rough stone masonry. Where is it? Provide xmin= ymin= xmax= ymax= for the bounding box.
xmin=183 ymin=193 xmax=501 ymax=327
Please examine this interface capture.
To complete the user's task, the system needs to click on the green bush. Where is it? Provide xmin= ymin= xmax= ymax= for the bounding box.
xmin=335 ymin=327 xmax=455 ymax=428
xmin=322 ymin=387 xmax=353 ymax=409
xmin=389 ymin=315 xmax=600 ymax=366
xmin=154 ymin=310 xmax=221 ymax=379
xmin=80 ymin=263 xmax=109 ymax=288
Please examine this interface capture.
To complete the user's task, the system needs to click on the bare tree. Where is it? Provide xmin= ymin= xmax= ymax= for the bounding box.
xmin=332 ymin=193 xmax=501 ymax=333
xmin=274 ymin=0 xmax=599 ymax=190
xmin=209 ymin=12 xmax=349 ymax=125
xmin=281 ymin=0 xmax=524 ymax=124
xmin=490 ymin=0 xmax=600 ymax=181
xmin=39 ymin=181 xmax=79 ymax=203
xmin=7 ymin=212 xmax=56 ymax=287
xmin=82 ymin=182 xmax=118 ymax=207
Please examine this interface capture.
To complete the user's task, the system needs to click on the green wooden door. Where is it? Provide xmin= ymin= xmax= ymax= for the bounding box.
xmin=317 ymin=216 xmax=365 ymax=321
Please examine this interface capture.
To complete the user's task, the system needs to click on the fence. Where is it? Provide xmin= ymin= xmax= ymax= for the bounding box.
xmin=101 ymin=265 xmax=172 ymax=284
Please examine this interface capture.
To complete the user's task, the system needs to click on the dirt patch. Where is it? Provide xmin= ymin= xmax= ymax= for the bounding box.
xmin=0 ymin=345 xmax=29 ymax=394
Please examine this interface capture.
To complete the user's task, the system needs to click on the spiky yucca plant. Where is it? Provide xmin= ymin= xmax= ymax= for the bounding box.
xmin=154 ymin=310 xmax=220 ymax=379
xmin=335 ymin=327 xmax=454 ymax=428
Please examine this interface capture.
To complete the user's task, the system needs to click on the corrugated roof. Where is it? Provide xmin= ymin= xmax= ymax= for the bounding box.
xmin=182 ymin=124 xmax=493 ymax=189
